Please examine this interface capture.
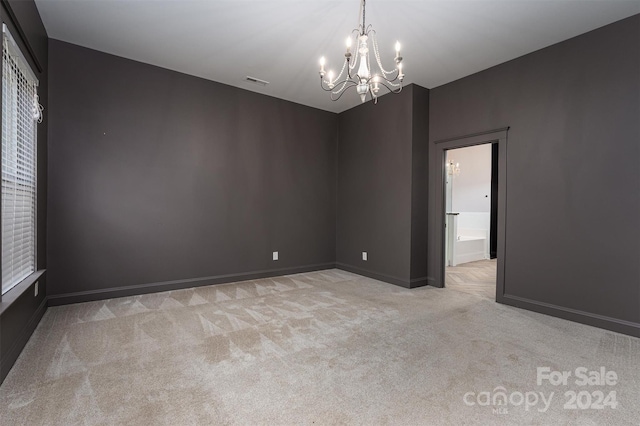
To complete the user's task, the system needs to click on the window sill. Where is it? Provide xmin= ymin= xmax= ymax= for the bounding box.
xmin=0 ymin=269 xmax=46 ymax=316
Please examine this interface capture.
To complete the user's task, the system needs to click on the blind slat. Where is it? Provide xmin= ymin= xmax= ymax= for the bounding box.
xmin=2 ymin=27 xmax=38 ymax=295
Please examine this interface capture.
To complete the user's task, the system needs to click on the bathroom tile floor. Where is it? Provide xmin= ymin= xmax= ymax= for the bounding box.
xmin=446 ymin=259 xmax=497 ymax=300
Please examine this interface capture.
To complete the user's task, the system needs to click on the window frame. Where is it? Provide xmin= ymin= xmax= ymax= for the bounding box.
xmin=1 ymin=23 xmax=39 ymax=297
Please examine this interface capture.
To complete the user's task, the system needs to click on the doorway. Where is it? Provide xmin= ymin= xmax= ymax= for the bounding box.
xmin=444 ymin=143 xmax=496 ymax=299
xmin=427 ymin=128 xmax=508 ymax=302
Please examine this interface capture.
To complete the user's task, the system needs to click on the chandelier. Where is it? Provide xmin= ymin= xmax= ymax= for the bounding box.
xmin=318 ymin=0 xmax=404 ymax=104
xmin=446 ymin=160 xmax=461 ymax=176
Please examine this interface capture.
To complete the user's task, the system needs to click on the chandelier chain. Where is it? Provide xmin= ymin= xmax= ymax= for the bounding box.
xmin=361 ymin=0 xmax=366 ymax=34
xmin=332 ymin=79 xmax=350 ymax=96
xmin=371 ymin=33 xmax=397 ymax=76
xmin=334 ymin=58 xmax=348 ymax=83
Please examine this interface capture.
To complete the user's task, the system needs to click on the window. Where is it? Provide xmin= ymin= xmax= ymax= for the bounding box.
xmin=1 ymin=25 xmax=39 ymax=295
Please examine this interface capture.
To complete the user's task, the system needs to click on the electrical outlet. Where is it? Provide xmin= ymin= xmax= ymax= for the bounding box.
xmin=34 ymin=281 xmax=38 ymax=297
xmin=362 ymin=251 xmax=368 ymax=261
xmin=273 ymin=251 xmax=279 ymax=261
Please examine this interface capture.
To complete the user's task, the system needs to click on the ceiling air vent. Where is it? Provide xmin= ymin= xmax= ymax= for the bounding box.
xmin=245 ymin=76 xmax=269 ymax=86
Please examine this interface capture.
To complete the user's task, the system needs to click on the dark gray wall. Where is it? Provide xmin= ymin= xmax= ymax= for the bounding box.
xmin=0 ymin=0 xmax=49 ymax=383
xmin=410 ymin=86 xmax=429 ymax=285
xmin=4 ymin=11 xmax=637 ymax=388
xmin=428 ymin=15 xmax=640 ymax=336
xmin=336 ymin=85 xmax=429 ymax=287
xmin=47 ymin=40 xmax=337 ymax=303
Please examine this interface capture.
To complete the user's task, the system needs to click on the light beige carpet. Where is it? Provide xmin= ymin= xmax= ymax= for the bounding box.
xmin=1 ymin=269 xmax=638 ymax=425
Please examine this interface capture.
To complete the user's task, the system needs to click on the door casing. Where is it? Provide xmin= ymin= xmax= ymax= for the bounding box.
xmin=428 ymin=127 xmax=509 ymax=302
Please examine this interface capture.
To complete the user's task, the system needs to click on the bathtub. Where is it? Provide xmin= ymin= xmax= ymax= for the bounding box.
xmin=453 ymin=230 xmax=487 ymax=265
xmin=446 ymin=212 xmax=489 ymax=266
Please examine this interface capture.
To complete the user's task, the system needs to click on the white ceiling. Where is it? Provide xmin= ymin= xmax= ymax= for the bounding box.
xmin=35 ymin=0 xmax=639 ymax=113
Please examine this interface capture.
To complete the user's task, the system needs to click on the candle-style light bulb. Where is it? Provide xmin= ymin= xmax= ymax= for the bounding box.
xmin=328 ymin=70 xmax=334 ymax=82
xmin=346 ymin=37 xmax=352 ymax=52
xmin=319 ymin=56 xmax=326 ymax=76
xmin=394 ymin=41 xmax=403 ymax=64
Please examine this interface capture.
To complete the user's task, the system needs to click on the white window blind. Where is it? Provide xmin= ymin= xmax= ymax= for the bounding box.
xmin=2 ymin=25 xmax=38 ymax=295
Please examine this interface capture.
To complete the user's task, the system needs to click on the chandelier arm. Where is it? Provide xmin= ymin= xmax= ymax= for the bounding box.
xmin=331 ymin=81 xmax=359 ymax=101
xmin=365 ymin=72 xmax=401 ymax=89
xmin=332 ymin=76 xmax=358 ymax=95
xmin=319 ymin=78 xmax=335 ymax=92
xmin=375 ymin=79 xmax=403 ymax=94
xmin=321 ymin=73 xmax=357 ymax=93
xmin=380 ymin=75 xmax=401 ymax=88
xmin=320 ymin=72 xmax=350 ymax=92
xmin=333 ymin=80 xmax=348 ymax=94
xmin=334 ymin=79 xmax=357 ymax=93
xmin=368 ymin=84 xmax=376 ymax=104
xmin=355 ymin=75 xmax=400 ymax=99
xmin=354 ymin=72 xmax=365 ymax=82
xmin=374 ymin=69 xmax=402 ymax=87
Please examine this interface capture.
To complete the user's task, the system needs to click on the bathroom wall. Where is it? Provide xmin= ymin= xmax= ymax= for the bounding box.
xmin=447 ymin=144 xmax=492 ymax=258
xmin=447 ymin=144 xmax=491 ymax=213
